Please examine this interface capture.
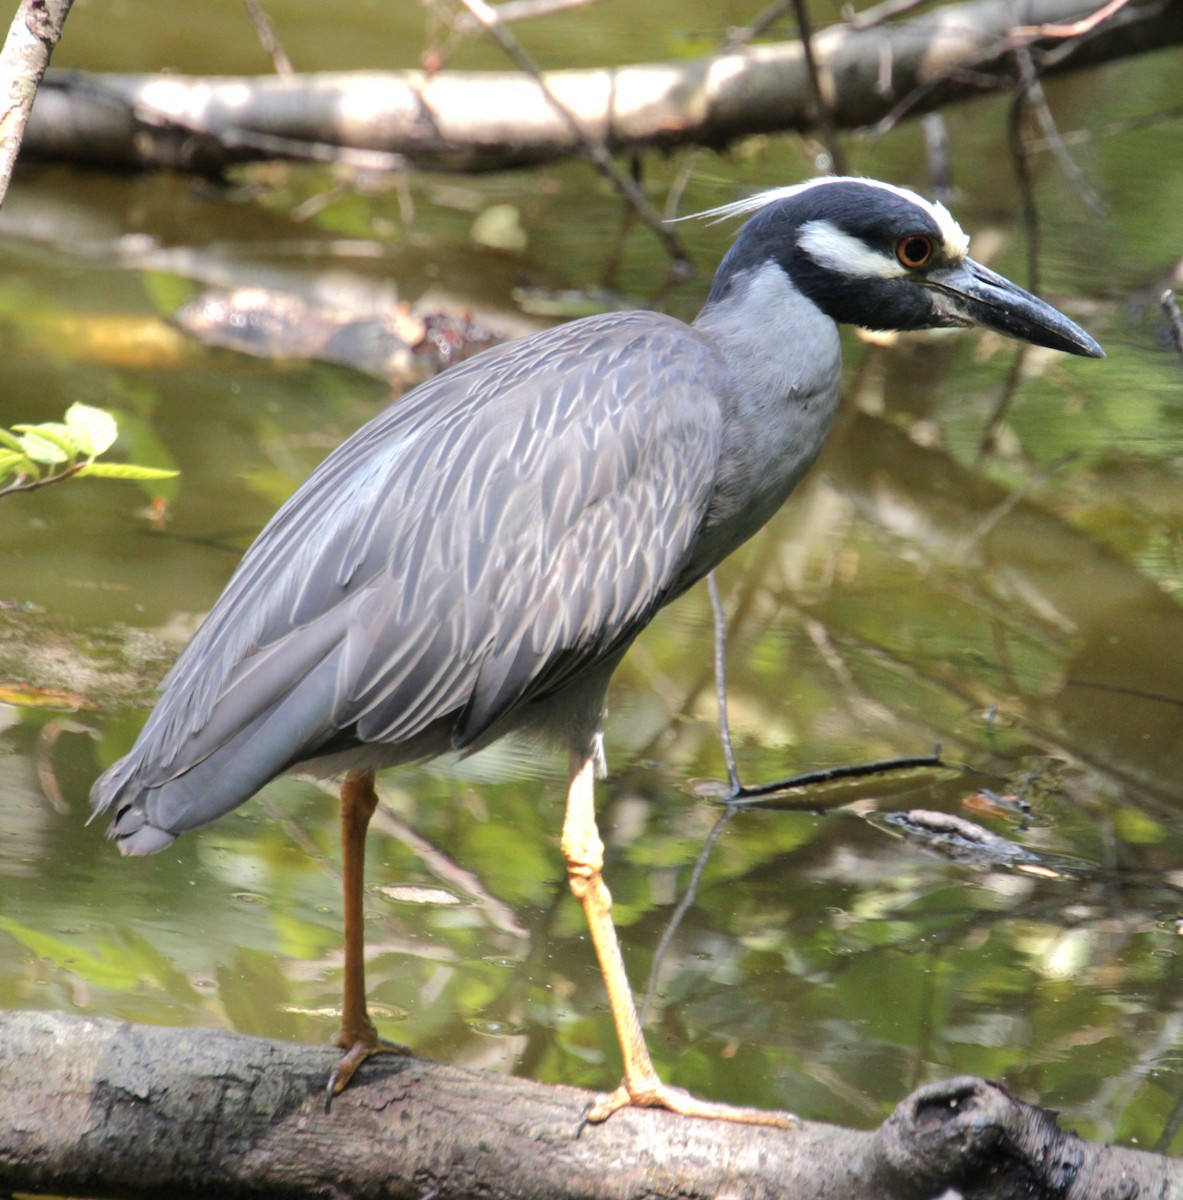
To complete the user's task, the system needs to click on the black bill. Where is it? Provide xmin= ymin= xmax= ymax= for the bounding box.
xmin=925 ymin=258 xmax=1104 ymax=358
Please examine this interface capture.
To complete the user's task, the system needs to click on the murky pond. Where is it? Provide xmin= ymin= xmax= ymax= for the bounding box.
xmin=1 ymin=0 xmax=1182 ymax=1155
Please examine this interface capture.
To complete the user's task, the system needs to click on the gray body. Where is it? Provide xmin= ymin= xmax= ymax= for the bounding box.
xmin=91 ymin=177 xmax=1100 ymax=853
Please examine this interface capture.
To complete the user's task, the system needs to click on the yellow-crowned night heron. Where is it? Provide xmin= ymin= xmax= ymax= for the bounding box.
xmin=91 ymin=176 xmax=1103 ymax=1126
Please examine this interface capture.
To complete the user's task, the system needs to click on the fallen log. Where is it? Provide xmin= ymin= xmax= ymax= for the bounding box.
xmin=0 ymin=1010 xmax=1178 ymax=1199
xmin=18 ymin=0 xmax=1183 ymax=175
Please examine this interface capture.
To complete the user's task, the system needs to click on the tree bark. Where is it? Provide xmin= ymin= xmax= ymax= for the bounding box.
xmin=0 ymin=0 xmax=73 ymax=204
xmin=17 ymin=0 xmax=1183 ymax=176
xmin=0 ymin=1011 xmax=1179 ymax=1200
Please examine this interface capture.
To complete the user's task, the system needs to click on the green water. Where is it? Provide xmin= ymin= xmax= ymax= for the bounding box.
xmin=1 ymin=0 xmax=1182 ymax=1151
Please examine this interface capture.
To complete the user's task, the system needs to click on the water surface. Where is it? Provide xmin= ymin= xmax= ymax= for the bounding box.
xmin=1 ymin=0 xmax=1182 ymax=1150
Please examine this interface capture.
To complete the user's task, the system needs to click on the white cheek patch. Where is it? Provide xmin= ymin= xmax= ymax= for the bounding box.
xmin=798 ymin=219 xmax=907 ymax=279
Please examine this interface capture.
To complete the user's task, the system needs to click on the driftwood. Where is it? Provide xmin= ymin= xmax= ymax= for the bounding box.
xmin=18 ymin=0 xmax=1183 ymax=176
xmin=0 ymin=1010 xmax=1179 ymax=1200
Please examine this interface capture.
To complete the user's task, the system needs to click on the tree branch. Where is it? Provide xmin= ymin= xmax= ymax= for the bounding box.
xmin=0 ymin=0 xmax=73 ymax=205
xmin=0 ymin=1011 xmax=1179 ymax=1200
xmin=16 ymin=0 xmax=1182 ymax=176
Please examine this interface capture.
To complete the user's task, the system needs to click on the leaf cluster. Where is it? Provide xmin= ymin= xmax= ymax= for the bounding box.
xmin=0 ymin=403 xmax=177 ymax=498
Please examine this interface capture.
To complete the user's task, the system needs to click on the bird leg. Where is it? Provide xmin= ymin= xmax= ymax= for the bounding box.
xmin=326 ymin=769 xmax=409 ymax=1103
xmin=561 ymin=752 xmax=799 ymax=1129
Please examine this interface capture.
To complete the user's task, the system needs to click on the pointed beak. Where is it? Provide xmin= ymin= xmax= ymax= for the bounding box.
xmin=924 ymin=257 xmax=1104 ymax=358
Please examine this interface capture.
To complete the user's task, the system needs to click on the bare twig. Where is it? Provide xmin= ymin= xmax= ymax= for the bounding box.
xmin=456 ymin=0 xmax=604 ymax=31
xmin=34 ymin=721 xmax=73 ymax=815
xmin=1162 ymin=290 xmax=1183 ymax=372
xmin=239 ymin=0 xmax=294 ymax=76
xmin=1013 ymin=0 xmax=1134 ymax=40
xmin=455 ymin=0 xmax=692 ymax=277
xmin=707 ymin=572 xmax=742 ymax=795
xmin=1012 ymin=37 xmax=1108 ymax=216
xmin=725 ymin=750 xmax=949 ymax=807
xmin=1026 ymin=102 xmax=1183 ymax=150
xmin=843 ymin=0 xmax=930 ymax=32
xmin=976 ymin=341 xmax=1028 ymax=460
xmin=369 ymin=801 xmax=530 ymax=941
xmin=0 ymin=0 xmax=73 ymax=208
xmin=874 ymin=0 xmax=1165 ymax=135
xmin=1007 ymin=53 xmax=1041 ymax=292
xmin=728 ymin=1 xmax=795 ymax=45
xmin=639 ymin=806 xmax=734 ymax=1024
xmin=661 ymin=148 xmax=702 ymax=222
xmin=791 ymin=0 xmax=849 ymax=174
xmin=957 ymin=453 xmax=1081 ymax=550
xmin=922 ymin=111 xmax=953 ymax=200
xmin=0 ymin=460 xmax=86 ymax=498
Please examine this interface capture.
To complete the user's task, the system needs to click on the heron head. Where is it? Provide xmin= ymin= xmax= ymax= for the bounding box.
xmin=701 ymin=177 xmax=1103 ymax=359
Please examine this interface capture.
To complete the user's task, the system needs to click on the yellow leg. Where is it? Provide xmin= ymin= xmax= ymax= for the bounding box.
xmin=561 ymin=752 xmax=799 ymax=1128
xmin=326 ymin=769 xmax=408 ymax=1104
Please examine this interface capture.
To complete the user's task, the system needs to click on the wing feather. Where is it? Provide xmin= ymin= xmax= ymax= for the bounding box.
xmin=93 ymin=310 xmax=727 ymax=818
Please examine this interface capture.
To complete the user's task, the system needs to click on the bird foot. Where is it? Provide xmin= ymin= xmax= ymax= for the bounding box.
xmin=325 ymin=1029 xmax=411 ymax=1110
xmin=579 ymin=1077 xmax=800 ymax=1132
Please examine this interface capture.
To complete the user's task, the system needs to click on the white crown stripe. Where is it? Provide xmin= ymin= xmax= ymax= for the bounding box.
xmin=682 ymin=176 xmax=970 ymax=260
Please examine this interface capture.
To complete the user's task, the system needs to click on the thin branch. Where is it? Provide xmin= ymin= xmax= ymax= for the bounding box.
xmin=790 ymin=0 xmax=848 ymax=173
xmin=1025 ymin=102 xmax=1183 ymax=150
xmin=922 ymin=111 xmax=953 ymax=201
xmin=843 ymin=0 xmax=930 ymax=32
xmin=1013 ymin=0 xmax=1135 ymax=40
xmin=457 ymin=0 xmax=605 ymax=30
xmin=454 ymin=0 xmax=692 ymax=277
xmin=639 ymin=806 xmax=734 ymax=1025
xmin=727 ymin=1 xmax=795 ymax=45
xmin=874 ymin=0 xmax=1168 ymax=135
xmin=1012 ymin=36 xmax=1108 ymax=216
xmin=34 ymin=720 xmax=78 ymax=815
xmin=958 ymin=453 xmax=1080 ymax=548
xmin=725 ymin=750 xmax=950 ymax=807
xmin=1007 ymin=53 xmax=1041 ymax=293
xmin=239 ymin=0 xmax=294 ymax=76
xmin=707 ymin=572 xmax=742 ymax=795
xmin=0 ymin=0 xmax=73 ymax=208
xmin=0 ymin=460 xmax=86 ymax=498
xmin=660 ymin=147 xmax=702 ymax=221
xmin=1162 ymin=290 xmax=1183 ymax=372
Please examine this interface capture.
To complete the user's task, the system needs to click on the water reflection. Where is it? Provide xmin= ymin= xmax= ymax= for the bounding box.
xmin=1 ymin=56 xmax=1182 ymax=1154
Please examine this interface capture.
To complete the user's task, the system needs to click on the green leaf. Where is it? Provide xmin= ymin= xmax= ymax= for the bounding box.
xmin=64 ymin=402 xmax=118 ymax=456
xmin=76 ymin=462 xmax=179 ymax=481
xmin=0 ymin=428 xmax=27 ymax=453
xmin=0 ymin=448 xmax=31 ymax=478
xmin=13 ymin=423 xmax=78 ymax=464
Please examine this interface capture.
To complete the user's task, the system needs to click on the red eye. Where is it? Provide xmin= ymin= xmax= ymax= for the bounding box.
xmin=896 ymin=234 xmax=934 ymax=269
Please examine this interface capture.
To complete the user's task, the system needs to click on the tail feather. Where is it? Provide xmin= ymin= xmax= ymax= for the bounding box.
xmin=89 ymin=649 xmax=342 ymax=855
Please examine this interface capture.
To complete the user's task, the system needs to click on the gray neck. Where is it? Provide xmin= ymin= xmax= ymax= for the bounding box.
xmin=685 ymin=261 xmax=844 ymax=578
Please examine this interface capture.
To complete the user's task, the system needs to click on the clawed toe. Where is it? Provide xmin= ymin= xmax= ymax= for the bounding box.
xmin=579 ymin=1078 xmax=799 ymax=1131
xmin=325 ymin=1032 xmax=410 ymax=1110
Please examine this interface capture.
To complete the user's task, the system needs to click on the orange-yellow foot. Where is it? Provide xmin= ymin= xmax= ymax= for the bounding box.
xmin=580 ymin=1077 xmax=800 ymax=1133
xmin=325 ymin=1028 xmax=411 ymax=1109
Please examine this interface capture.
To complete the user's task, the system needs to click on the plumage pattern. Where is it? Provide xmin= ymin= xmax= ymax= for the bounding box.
xmin=92 ymin=312 xmax=732 ymax=849
xmin=92 ymin=175 xmax=1101 ymax=857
